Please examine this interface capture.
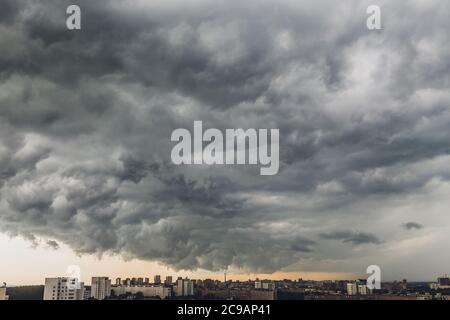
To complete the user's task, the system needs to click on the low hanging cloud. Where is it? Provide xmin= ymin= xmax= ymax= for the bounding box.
xmin=403 ymin=222 xmax=424 ymax=231
xmin=320 ymin=231 xmax=382 ymax=245
xmin=1 ymin=0 xmax=450 ymax=277
xmin=46 ymin=240 xmax=60 ymax=250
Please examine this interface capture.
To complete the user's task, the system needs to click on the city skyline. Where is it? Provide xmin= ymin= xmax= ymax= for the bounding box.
xmin=5 ymin=273 xmax=450 ymax=301
xmin=1 ymin=0 xmax=450 ymax=287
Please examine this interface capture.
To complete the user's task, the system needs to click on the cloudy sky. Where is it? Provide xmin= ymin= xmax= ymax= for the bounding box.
xmin=1 ymin=0 xmax=450 ymax=284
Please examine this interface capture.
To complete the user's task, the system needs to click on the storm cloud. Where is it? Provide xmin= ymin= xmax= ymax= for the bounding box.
xmin=1 ymin=0 xmax=450 ymax=277
xmin=403 ymin=222 xmax=424 ymax=231
xmin=320 ymin=231 xmax=381 ymax=245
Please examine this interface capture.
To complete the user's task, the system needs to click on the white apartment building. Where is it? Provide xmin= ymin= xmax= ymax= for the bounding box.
xmin=91 ymin=277 xmax=111 ymax=300
xmin=255 ymin=279 xmax=274 ymax=290
xmin=175 ymin=278 xmax=194 ymax=296
xmin=347 ymin=283 xmax=358 ymax=295
xmin=346 ymin=282 xmax=370 ymax=295
xmin=112 ymin=285 xmax=172 ymax=299
xmin=43 ymin=277 xmax=85 ymax=300
xmin=358 ymin=284 xmax=368 ymax=295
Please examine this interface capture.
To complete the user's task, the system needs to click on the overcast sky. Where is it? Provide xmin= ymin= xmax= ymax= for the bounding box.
xmin=1 ymin=0 xmax=450 ymax=283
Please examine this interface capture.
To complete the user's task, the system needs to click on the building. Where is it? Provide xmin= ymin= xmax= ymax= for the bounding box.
xmin=347 ymin=283 xmax=358 ymax=295
xmin=137 ymin=278 xmax=144 ymax=285
xmin=165 ymin=276 xmax=173 ymax=286
xmin=438 ymin=276 xmax=450 ymax=289
xmin=197 ymin=288 xmax=275 ymax=300
xmin=154 ymin=275 xmax=161 ymax=285
xmin=175 ymin=278 xmax=194 ymax=296
xmin=112 ymin=285 xmax=171 ymax=299
xmin=358 ymin=284 xmax=368 ymax=295
xmin=346 ymin=282 xmax=369 ymax=295
xmin=0 ymin=287 xmax=9 ymax=300
xmin=43 ymin=277 xmax=85 ymax=300
xmin=115 ymin=278 xmax=122 ymax=286
xmin=83 ymin=289 xmax=91 ymax=300
xmin=250 ymin=290 xmax=275 ymax=300
xmin=173 ymin=284 xmax=178 ymax=294
xmin=255 ymin=279 xmax=274 ymax=290
xmin=91 ymin=277 xmax=111 ymax=300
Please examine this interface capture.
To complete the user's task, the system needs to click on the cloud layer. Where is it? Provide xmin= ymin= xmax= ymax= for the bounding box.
xmin=1 ymin=0 xmax=450 ymax=277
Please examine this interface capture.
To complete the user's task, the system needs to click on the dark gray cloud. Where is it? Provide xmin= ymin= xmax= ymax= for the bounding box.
xmin=320 ymin=231 xmax=382 ymax=245
xmin=46 ymin=240 xmax=60 ymax=250
xmin=403 ymin=222 xmax=423 ymax=231
xmin=0 ymin=0 xmax=450 ymax=277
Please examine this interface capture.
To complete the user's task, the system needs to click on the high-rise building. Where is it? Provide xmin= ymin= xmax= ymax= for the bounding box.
xmin=438 ymin=276 xmax=450 ymax=288
xmin=255 ymin=279 xmax=274 ymax=290
xmin=165 ymin=276 xmax=173 ymax=286
xmin=358 ymin=284 xmax=368 ymax=295
xmin=43 ymin=277 xmax=85 ymax=300
xmin=154 ymin=275 xmax=161 ymax=285
xmin=175 ymin=278 xmax=194 ymax=296
xmin=184 ymin=279 xmax=194 ymax=296
xmin=144 ymin=278 xmax=150 ymax=285
xmin=83 ymin=289 xmax=91 ymax=300
xmin=347 ymin=283 xmax=358 ymax=295
xmin=115 ymin=278 xmax=122 ymax=286
xmin=91 ymin=277 xmax=111 ymax=300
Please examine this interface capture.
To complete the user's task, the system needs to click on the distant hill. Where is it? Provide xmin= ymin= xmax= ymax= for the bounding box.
xmin=6 ymin=285 xmax=44 ymax=300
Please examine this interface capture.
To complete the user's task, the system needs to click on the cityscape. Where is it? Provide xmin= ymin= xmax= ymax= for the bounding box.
xmin=2 ymin=274 xmax=450 ymax=301
xmin=1 ymin=1 xmax=450 ymax=314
